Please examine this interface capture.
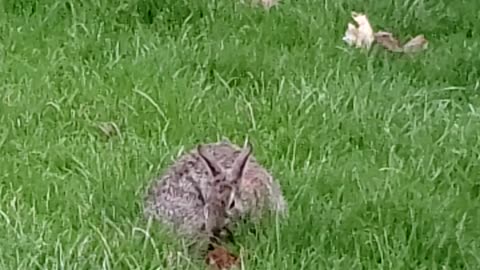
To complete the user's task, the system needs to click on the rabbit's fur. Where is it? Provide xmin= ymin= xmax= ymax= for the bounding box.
xmin=143 ymin=139 xmax=288 ymax=243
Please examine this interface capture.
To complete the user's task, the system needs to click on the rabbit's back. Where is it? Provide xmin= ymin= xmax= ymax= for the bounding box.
xmin=144 ymin=151 xmax=211 ymax=236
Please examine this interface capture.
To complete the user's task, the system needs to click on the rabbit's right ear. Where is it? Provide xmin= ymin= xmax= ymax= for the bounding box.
xmin=198 ymin=144 xmax=223 ymax=177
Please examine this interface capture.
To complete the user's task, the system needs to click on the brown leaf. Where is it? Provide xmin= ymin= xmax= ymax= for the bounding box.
xmin=206 ymin=246 xmax=240 ymax=270
xmin=374 ymin=31 xmax=403 ymax=52
xmin=250 ymin=0 xmax=278 ymax=9
xmin=260 ymin=0 xmax=278 ymax=8
xmin=402 ymin=34 xmax=428 ymax=53
xmin=96 ymin=121 xmax=121 ymax=138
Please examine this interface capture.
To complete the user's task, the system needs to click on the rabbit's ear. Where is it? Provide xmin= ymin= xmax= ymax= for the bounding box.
xmin=230 ymin=142 xmax=252 ymax=185
xmin=198 ymin=144 xmax=223 ymax=177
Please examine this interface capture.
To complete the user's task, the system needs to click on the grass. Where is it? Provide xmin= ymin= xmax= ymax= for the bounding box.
xmin=1 ymin=0 xmax=480 ymax=268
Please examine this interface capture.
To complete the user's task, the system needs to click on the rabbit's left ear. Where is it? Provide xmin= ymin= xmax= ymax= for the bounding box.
xmin=198 ymin=144 xmax=224 ymax=178
xmin=230 ymin=142 xmax=252 ymax=186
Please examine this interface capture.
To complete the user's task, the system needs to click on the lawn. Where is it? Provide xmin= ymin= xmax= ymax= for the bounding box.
xmin=1 ymin=0 xmax=480 ymax=269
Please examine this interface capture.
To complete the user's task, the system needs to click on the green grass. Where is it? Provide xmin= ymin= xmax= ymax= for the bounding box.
xmin=1 ymin=0 xmax=480 ymax=268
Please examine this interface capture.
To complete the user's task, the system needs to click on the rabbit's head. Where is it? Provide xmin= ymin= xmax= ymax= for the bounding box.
xmin=196 ymin=143 xmax=252 ymax=240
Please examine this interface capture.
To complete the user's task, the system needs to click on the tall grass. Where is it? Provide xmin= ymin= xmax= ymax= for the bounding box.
xmin=1 ymin=0 xmax=479 ymax=268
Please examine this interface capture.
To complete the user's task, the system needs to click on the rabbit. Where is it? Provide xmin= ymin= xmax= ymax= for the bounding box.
xmin=143 ymin=141 xmax=255 ymax=244
xmin=143 ymin=139 xmax=288 ymax=244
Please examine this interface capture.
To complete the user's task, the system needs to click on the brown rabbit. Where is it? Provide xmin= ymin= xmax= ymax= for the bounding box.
xmin=143 ymin=139 xmax=288 ymax=243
